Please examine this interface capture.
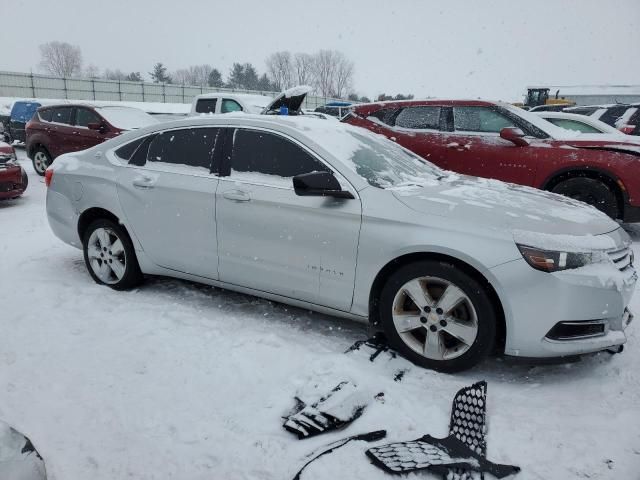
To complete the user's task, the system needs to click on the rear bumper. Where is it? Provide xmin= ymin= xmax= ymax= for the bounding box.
xmin=0 ymin=166 xmax=27 ymax=199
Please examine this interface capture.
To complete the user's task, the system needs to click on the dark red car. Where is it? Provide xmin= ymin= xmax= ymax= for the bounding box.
xmin=344 ymin=99 xmax=640 ymax=221
xmin=25 ymin=104 xmax=157 ymax=175
xmin=0 ymin=141 xmax=28 ymax=200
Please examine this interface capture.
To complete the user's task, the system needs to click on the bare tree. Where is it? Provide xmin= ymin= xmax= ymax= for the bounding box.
xmin=312 ymin=50 xmax=338 ymax=97
xmin=104 ymin=69 xmax=127 ymax=81
xmin=293 ymin=52 xmax=314 ymax=86
xmin=84 ymin=64 xmax=100 ymax=79
xmin=172 ymin=65 xmax=213 ymax=86
xmin=266 ymin=51 xmax=293 ymax=90
xmin=39 ymin=41 xmax=82 ymax=77
xmin=332 ymin=52 xmax=354 ymax=98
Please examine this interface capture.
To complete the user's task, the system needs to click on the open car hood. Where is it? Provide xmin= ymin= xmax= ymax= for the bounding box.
xmin=262 ymin=86 xmax=312 ymax=115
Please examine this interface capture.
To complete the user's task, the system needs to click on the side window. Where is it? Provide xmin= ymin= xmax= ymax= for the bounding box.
xmin=146 ymin=128 xmax=218 ymax=171
xmin=75 ymin=108 xmax=101 ymax=127
xmin=195 ymin=98 xmax=217 ymax=114
xmin=453 ymin=107 xmax=515 ymax=133
xmin=51 ymin=107 xmax=73 ymax=125
xmin=394 ymin=107 xmax=441 ymax=129
xmin=221 ymin=99 xmax=243 ymax=113
xmin=129 ymin=135 xmax=156 ymax=166
xmin=547 ymin=118 xmax=601 ymax=134
xmin=115 ymin=137 xmax=146 ymax=162
xmin=230 ymin=129 xmax=328 ymax=184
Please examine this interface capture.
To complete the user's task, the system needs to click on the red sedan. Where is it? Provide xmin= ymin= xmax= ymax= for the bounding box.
xmin=344 ymin=100 xmax=640 ymax=222
xmin=0 ymin=141 xmax=27 ymax=200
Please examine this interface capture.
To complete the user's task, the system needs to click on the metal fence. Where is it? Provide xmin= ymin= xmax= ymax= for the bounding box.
xmin=0 ymin=70 xmax=348 ymax=110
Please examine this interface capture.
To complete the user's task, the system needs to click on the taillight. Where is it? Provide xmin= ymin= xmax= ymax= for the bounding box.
xmin=44 ymin=168 xmax=54 ymax=187
xmin=620 ymin=125 xmax=636 ymax=135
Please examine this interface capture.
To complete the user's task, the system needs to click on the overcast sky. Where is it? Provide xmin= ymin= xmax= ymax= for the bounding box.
xmin=1 ymin=0 xmax=638 ymax=102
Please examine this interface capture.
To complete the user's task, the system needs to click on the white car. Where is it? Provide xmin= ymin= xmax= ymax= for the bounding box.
xmin=190 ymin=86 xmax=312 ymax=116
xmin=534 ymin=111 xmax=628 ymax=136
xmin=45 ymin=114 xmax=636 ymax=372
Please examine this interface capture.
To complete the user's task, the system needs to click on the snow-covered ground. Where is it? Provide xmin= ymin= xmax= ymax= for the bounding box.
xmin=1 ymin=149 xmax=639 ymax=480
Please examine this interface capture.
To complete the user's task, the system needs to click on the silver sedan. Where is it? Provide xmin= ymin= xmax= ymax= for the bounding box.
xmin=45 ymin=115 xmax=636 ymax=371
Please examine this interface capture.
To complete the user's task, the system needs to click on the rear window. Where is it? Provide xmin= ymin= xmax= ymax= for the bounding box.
xmin=195 ymin=98 xmax=218 ymax=114
xmin=394 ymin=107 xmax=441 ymax=129
xmin=147 ymin=128 xmax=219 ymax=171
xmin=51 ymin=107 xmax=73 ymax=125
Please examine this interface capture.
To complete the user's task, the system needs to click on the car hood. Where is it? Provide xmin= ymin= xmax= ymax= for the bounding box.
xmin=392 ymin=174 xmax=619 ymax=237
xmin=262 ymin=86 xmax=312 ymax=115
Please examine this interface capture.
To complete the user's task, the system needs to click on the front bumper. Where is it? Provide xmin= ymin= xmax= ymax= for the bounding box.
xmin=491 ymin=250 xmax=636 ymax=358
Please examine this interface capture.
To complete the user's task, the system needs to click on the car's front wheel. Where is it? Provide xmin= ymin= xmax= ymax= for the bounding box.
xmin=82 ymin=219 xmax=143 ymax=290
xmin=551 ymin=177 xmax=619 ymax=219
xmin=379 ymin=260 xmax=496 ymax=372
xmin=32 ymin=147 xmax=51 ymax=176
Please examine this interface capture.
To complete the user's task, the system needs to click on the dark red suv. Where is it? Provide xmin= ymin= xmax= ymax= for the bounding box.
xmin=25 ymin=104 xmax=157 ymax=175
xmin=344 ymin=99 xmax=640 ymax=222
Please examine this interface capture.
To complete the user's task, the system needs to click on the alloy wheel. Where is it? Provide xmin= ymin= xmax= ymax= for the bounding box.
xmin=86 ymin=227 xmax=127 ymax=284
xmin=33 ymin=151 xmax=49 ymax=174
xmin=391 ymin=276 xmax=479 ymax=361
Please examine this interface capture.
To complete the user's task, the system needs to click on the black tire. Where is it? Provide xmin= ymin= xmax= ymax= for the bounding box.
xmin=82 ymin=218 xmax=143 ymax=290
xmin=21 ymin=169 xmax=28 ymax=190
xmin=551 ymin=177 xmax=619 ymax=219
xmin=378 ymin=260 xmax=497 ymax=373
xmin=32 ymin=146 xmax=52 ymax=176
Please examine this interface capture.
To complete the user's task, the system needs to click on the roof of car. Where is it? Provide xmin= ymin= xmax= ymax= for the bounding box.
xmin=352 ymin=99 xmax=498 ymax=115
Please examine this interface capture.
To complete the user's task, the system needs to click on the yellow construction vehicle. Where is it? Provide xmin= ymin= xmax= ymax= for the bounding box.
xmin=516 ymin=87 xmax=576 ymax=110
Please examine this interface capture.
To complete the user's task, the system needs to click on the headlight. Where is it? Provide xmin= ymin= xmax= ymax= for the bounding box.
xmin=517 ymin=244 xmax=593 ymax=272
xmin=0 ymin=152 xmax=17 ymax=165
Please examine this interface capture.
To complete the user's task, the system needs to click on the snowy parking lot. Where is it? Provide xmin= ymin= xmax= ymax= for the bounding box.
xmin=1 ymin=149 xmax=639 ymax=479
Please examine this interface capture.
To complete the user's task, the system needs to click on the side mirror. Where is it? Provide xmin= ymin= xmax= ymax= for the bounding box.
xmin=293 ymin=171 xmax=354 ymax=199
xmin=88 ymin=122 xmax=107 ymax=133
xmin=500 ymin=127 xmax=529 ymax=147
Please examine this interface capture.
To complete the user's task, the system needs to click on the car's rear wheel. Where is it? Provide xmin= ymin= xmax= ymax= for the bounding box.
xmin=82 ymin=219 xmax=143 ymax=290
xmin=32 ymin=147 xmax=51 ymax=176
xmin=378 ymin=260 xmax=496 ymax=372
xmin=21 ymin=169 xmax=28 ymax=190
xmin=551 ymin=177 xmax=619 ymax=219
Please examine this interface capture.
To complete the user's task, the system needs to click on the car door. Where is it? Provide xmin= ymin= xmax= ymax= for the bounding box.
xmin=116 ymin=127 xmax=221 ymax=279
xmin=442 ymin=106 xmax=538 ymax=185
xmin=73 ymin=107 xmax=106 ymax=151
xmin=216 ymin=127 xmax=362 ymax=310
xmin=48 ymin=106 xmax=76 ymax=158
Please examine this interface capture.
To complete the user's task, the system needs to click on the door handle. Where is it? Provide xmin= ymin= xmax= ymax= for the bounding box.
xmin=222 ymin=189 xmax=250 ymax=202
xmin=132 ymin=175 xmax=155 ymax=189
xmin=446 ymin=142 xmax=460 ymax=149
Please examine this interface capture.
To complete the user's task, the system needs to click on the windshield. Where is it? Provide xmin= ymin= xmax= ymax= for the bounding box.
xmin=97 ymin=107 xmax=158 ymax=130
xmin=337 ymin=129 xmax=443 ymax=188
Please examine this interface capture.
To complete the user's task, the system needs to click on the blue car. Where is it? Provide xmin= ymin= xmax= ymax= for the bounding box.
xmin=5 ymin=100 xmax=41 ymax=143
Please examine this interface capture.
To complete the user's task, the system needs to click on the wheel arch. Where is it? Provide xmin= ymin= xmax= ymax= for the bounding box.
xmin=368 ymin=251 xmax=507 ymax=354
xmin=77 ymin=207 xmax=124 ymax=242
xmin=541 ymin=166 xmax=625 ymax=214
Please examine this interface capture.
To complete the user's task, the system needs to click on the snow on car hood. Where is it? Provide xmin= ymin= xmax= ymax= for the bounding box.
xmin=392 ymin=174 xmax=619 ymax=237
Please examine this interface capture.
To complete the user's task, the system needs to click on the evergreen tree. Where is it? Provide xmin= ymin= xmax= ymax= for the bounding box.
xmin=125 ymin=72 xmax=143 ymax=82
xmin=207 ymin=68 xmax=224 ymax=87
xmin=226 ymin=63 xmax=245 ymax=88
xmin=149 ymin=62 xmax=171 ymax=83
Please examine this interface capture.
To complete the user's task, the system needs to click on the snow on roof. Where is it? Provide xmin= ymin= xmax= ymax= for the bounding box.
xmin=0 ymin=96 xmax=190 ymax=115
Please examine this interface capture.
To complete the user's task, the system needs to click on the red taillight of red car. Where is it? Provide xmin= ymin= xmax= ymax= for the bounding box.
xmin=620 ymin=125 xmax=636 ymax=135
xmin=44 ymin=168 xmax=54 ymax=187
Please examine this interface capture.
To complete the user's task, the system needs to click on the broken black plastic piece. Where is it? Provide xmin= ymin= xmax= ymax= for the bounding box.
xmin=367 ymin=434 xmax=519 ymax=479
xmin=283 ymin=381 xmax=367 ymax=439
xmin=345 ymin=334 xmax=396 ymax=361
xmin=292 ymin=430 xmax=386 ymax=480
xmin=445 ymin=381 xmax=488 ymax=480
